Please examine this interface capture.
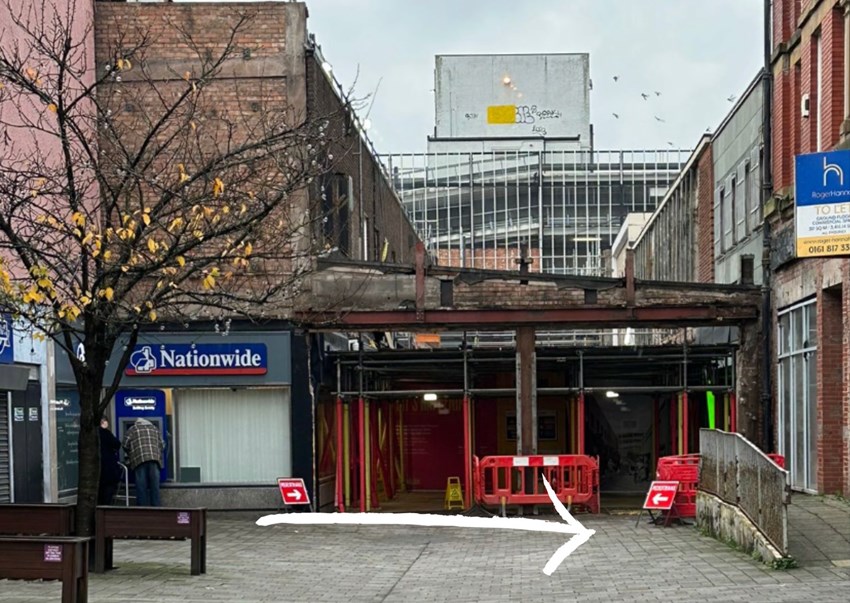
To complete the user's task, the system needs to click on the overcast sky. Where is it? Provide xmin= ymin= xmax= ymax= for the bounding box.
xmin=304 ymin=0 xmax=764 ymax=153
xmin=191 ymin=1 xmax=764 ymax=153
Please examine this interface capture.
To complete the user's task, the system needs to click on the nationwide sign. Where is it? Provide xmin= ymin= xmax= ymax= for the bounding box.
xmin=125 ymin=343 xmax=267 ymax=376
xmin=795 ymin=149 xmax=850 ymax=258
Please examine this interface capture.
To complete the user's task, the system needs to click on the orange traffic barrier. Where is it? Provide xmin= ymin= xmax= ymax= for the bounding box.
xmin=474 ymin=454 xmax=600 ymax=514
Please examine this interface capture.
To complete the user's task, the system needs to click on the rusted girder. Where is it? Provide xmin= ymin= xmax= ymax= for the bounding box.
xmin=299 ymin=304 xmax=758 ymax=330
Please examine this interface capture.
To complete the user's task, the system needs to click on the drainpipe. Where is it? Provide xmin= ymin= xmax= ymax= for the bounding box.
xmin=761 ymin=0 xmax=774 ymax=452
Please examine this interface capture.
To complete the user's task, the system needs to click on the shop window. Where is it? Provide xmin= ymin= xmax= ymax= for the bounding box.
xmin=176 ymin=388 xmax=291 ymax=483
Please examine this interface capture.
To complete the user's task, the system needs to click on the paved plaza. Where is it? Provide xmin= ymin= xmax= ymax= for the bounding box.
xmin=2 ymin=506 xmax=849 ymax=603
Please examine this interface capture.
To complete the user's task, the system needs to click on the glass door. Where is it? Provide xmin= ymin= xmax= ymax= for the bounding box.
xmin=777 ymin=301 xmax=818 ymax=492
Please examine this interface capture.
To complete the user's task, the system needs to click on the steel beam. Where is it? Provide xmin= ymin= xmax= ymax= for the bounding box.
xmin=301 ymin=305 xmax=758 ymax=330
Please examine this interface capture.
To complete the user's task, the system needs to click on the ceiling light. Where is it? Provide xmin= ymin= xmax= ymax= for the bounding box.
xmin=423 ymin=393 xmax=437 ymax=402
xmin=606 ymin=390 xmax=619 ymax=398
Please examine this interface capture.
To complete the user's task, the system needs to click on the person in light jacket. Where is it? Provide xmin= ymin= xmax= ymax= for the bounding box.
xmin=122 ymin=418 xmax=164 ymax=506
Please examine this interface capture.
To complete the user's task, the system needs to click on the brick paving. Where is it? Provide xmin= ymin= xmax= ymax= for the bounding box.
xmin=787 ymin=493 xmax=850 ymax=568
xmin=1 ymin=511 xmax=848 ymax=602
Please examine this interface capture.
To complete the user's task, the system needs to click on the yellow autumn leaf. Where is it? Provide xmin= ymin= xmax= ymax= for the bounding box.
xmin=102 ymin=250 xmax=112 ymax=261
xmin=180 ymin=172 xmax=190 ymax=183
xmin=142 ymin=213 xmax=151 ymax=226
xmin=202 ymin=274 xmax=215 ymax=290
xmin=183 ymin=71 xmax=191 ymax=81
xmin=47 ymin=103 xmax=57 ymax=113
xmin=25 ymin=67 xmax=37 ymax=80
xmin=176 ymin=256 xmax=186 ymax=267
xmin=213 ymin=178 xmax=225 ymax=197
xmin=79 ymin=295 xmax=92 ymax=306
xmin=169 ymin=217 xmax=184 ymax=231
xmin=244 ymin=242 xmax=253 ymax=257
xmin=103 ymin=287 xmax=114 ymax=301
xmin=147 ymin=238 xmax=158 ymax=254
xmin=149 ymin=310 xmax=157 ymax=321
xmin=190 ymin=121 xmax=196 ymax=131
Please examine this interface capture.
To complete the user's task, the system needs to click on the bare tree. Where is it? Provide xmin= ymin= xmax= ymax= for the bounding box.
xmin=0 ymin=1 xmax=346 ymax=534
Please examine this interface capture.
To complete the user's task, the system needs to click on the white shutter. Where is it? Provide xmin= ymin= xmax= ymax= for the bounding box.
xmin=176 ymin=388 xmax=291 ymax=483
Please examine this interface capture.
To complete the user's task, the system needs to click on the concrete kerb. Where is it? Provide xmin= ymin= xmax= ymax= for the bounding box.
xmin=696 ymin=490 xmax=794 ymax=568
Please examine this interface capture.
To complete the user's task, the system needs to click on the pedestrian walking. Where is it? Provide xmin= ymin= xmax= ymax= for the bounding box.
xmin=98 ymin=417 xmax=122 ymax=505
xmin=122 ymin=418 xmax=164 ymax=506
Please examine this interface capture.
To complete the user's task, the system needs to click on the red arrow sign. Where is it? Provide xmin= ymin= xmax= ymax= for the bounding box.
xmin=278 ymin=478 xmax=310 ymax=506
xmin=642 ymin=480 xmax=679 ymax=510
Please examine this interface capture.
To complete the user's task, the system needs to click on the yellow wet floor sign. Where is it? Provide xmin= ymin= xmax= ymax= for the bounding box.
xmin=445 ymin=476 xmax=464 ymax=510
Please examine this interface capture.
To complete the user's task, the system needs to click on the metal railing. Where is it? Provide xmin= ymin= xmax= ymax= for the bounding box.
xmin=699 ymin=429 xmax=789 ymax=554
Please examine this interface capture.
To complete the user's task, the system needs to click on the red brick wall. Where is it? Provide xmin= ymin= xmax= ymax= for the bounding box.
xmin=772 ymin=65 xmax=794 ymax=192
xmin=436 ymin=247 xmax=541 ymax=272
xmin=816 ymin=282 xmax=845 ymax=493
xmin=820 ymin=8 xmax=845 ymax=149
xmin=695 ymin=144 xmax=715 ymax=283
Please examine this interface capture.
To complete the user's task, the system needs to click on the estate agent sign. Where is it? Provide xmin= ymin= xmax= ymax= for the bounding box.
xmin=795 ymin=149 xmax=850 ymax=258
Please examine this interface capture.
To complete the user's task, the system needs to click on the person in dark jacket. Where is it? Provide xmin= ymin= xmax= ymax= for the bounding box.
xmin=98 ymin=417 xmax=122 ymax=505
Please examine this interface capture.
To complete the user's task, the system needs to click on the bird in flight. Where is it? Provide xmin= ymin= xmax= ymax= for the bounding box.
xmin=667 ymin=141 xmax=674 ymax=146
xmin=613 ymin=75 xmax=619 ymax=82
xmin=612 ymin=112 xmax=620 ymax=119
xmin=654 ymin=91 xmax=662 ymax=97
xmin=654 ymin=115 xmax=665 ymax=122
xmin=641 ymin=92 xmax=649 ymax=100
xmin=727 ymin=94 xmax=737 ymax=102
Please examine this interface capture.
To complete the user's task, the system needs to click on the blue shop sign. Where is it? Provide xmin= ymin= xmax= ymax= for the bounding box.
xmin=0 ymin=314 xmax=13 ymax=364
xmin=124 ymin=342 xmax=267 ymax=377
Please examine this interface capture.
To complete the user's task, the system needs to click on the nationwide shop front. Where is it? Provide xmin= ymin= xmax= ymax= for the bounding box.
xmin=98 ymin=328 xmax=306 ymax=509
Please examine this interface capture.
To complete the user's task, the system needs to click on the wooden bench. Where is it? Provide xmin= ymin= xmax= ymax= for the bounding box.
xmin=0 ymin=503 xmax=76 ymax=536
xmin=0 ymin=536 xmax=89 ymax=603
xmin=94 ymin=506 xmax=206 ymax=575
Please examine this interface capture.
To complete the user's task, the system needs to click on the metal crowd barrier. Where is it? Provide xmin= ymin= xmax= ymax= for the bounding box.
xmin=474 ymin=454 xmax=600 ymax=514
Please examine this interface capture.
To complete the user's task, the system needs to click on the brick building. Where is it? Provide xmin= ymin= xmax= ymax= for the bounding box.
xmin=769 ymin=0 xmax=850 ymax=496
xmin=33 ymin=0 xmax=420 ymax=508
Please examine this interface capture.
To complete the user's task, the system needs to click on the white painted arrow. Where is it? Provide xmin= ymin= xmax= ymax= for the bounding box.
xmin=288 ymin=489 xmax=302 ymax=501
xmin=651 ymin=492 xmax=669 ymax=505
xmin=257 ymin=475 xmax=594 ymax=575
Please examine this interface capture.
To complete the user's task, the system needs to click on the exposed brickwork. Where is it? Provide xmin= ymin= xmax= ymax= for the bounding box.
xmin=436 ymin=247 xmax=542 ymax=272
xmin=816 ymin=282 xmax=845 ymax=493
xmin=305 ymin=56 xmax=419 ymax=264
xmin=696 ymin=144 xmax=715 ymax=283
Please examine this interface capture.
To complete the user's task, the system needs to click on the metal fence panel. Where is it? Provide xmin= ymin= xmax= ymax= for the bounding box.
xmin=699 ymin=429 xmax=789 ymax=555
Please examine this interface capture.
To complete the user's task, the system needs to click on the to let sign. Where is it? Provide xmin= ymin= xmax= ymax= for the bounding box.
xmin=642 ymin=481 xmax=679 ymax=510
xmin=278 ymin=478 xmax=310 ymax=506
xmin=794 ymin=149 xmax=850 ymax=257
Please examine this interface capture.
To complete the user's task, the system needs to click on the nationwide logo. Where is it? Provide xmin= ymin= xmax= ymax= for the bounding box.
xmin=123 ymin=396 xmax=158 ymax=410
xmin=125 ymin=343 xmax=268 ymax=376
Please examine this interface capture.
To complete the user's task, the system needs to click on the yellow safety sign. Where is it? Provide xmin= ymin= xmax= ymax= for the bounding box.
xmin=444 ymin=476 xmax=464 ymax=510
